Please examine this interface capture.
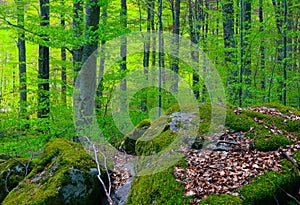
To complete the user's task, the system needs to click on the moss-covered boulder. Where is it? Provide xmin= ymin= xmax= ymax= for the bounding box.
xmin=239 ymin=153 xmax=300 ymax=205
xmin=117 ymin=119 xmax=151 ymax=154
xmin=127 ymin=160 xmax=191 ymax=205
xmin=2 ymin=139 xmax=106 ymax=205
xmin=0 ymin=154 xmax=34 ymax=203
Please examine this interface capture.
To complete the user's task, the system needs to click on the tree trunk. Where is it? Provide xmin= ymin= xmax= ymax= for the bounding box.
xmin=188 ymin=0 xmax=200 ymax=99
xmin=120 ymin=0 xmax=127 ymax=111
xmin=171 ymin=0 xmax=180 ymax=93
xmin=158 ymin=0 xmax=163 ymax=117
xmin=96 ymin=4 xmax=108 ymax=110
xmin=73 ymin=0 xmax=83 ymax=84
xmin=242 ymin=0 xmax=252 ymax=102
xmin=16 ymin=0 xmax=27 ymax=118
xmin=259 ymin=0 xmax=266 ymax=103
xmin=38 ymin=0 xmax=50 ymax=118
xmin=61 ymin=0 xmax=66 ymax=104
xmin=141 ymin=0 xmax=152 ymax=112
xmin=76 ymin=0 xmax=100 ymax=136
xmin=222 ymin=0 xmax=237 ymax=104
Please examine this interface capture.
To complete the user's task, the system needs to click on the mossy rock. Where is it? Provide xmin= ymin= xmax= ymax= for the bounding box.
xmin=254 ymin=134 xmax=293 ymax=151
xmin=127 ymin=160 xmax=191 ymax=205
xmin=0 ymin=155 xmax=34 ymax=203
xmin=135 ymin=116 xmax=174 ymax=156
xmin=117 ymin=119 xmax=151 ymax=154
xmin=198 ymin=194 xmax=243 ymax=205
xmin=2 ymin=139 xmax=106 ymax=205
xmin=239 ymin=153 xmax=300 ymax=205
xmin=241 ymin=109 xmax=300 ymax=133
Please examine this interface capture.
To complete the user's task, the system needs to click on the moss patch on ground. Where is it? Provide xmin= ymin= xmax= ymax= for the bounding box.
xmin=2 ymin=139 xmax=104 ymax=205
xmin=198 ymin=194 xmax=243 ymax=205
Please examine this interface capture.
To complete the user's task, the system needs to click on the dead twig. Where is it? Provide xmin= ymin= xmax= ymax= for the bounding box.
xmin=84 ymin=136 xmax=113 ymax=205
xmin=278 ymin=186 xmax=300 ymax=205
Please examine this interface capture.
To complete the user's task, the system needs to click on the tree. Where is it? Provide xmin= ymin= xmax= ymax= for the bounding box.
xmin=259 ymin=0 xmax=266 ymax=102
xmin=61 ymin=0 xmax=66 ymax=104
xmin=38 ymin=0 xmax=50 ymax=118
xmin=72 ymin=0 xmax=83 ymax=84
xmin=158 ymin=0 xmax=163 ymax=117
xmin=222 ymin=0 xmax=237 ymax=104
xmin=120 ymin=0 xmax=127 ymax=111
xmin=77 ymin=0 xmax=100 ymax=127
xmin=188 ymin=0 xmax=200 ymax=99
xmin=241 ymin=0 xmax=252 ymax=103
xmin=16 ymin=0 xmax=27 ymax=118
xmin=96 ymin=2 xmax=108 ymax=110
xmin=171 ymin=0 xmax=180 ymax=93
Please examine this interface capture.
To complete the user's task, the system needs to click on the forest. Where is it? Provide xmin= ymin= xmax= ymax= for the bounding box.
xmin=0 ymin=0 xmax=299 ymax=204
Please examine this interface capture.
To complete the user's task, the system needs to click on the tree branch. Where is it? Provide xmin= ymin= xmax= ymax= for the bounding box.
xmin=84 ymin=136 xmax=113 ymax=205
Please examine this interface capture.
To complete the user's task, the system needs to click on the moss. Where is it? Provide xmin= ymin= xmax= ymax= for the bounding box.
xmin=225 ymin=110 xmax=256 ymax=132
xmin=136 ymin=119 xmax=151 ymax=129
xmin=254 ymin=134 xmax=293 ymax=151
xmin=116 ymin=119 xmax=151 ymax=154
xmin=136 ymin=130 xmax=178 ymax=156
xmin=0 ymin=156 xmax=34 ymax=202
xmin=239 ymin=154 xmax=300 ymax=205
xmin=2 ymin=139 xmax=102 ymax=205
xmin=198 ymin=194 xmax=243 ymax=205
xmin=127 ymin=160 xmax=191 ymax=205
xmin=241 ymin=109 xmax=300 ymax=132
xmin=253 ymin=103 xmax=300 ymax=116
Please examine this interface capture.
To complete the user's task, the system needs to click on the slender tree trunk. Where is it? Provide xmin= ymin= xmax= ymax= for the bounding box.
xmin=61 ymin=0 xmax=66 ymax=104
xmin=151 ymin=0 xmax=156 ymax=67
xmin=222 ymin=0 xmax=237 ymax=104
xmin=242 ymin=0 xmax=252 ymax=102
xmin=38 ymin=0 xmax=50 ymax=118
xmin=171 ymin=0 xmax=180 ymax=92
xmin=158 ymin=0 xmax=163 ymax=117
xmin=96 ymin=4 xmax=108 ymax=110
xmin=120 ymin=0 xmax=127 ymax=111
xmin=16 ymin=0 xmax=27 ymax=118
xmin=188 ymin=0 xmax=200 ymax=99
xmin=259 ymin=0 xmax=266 ymax=103
xmin=141 ymin=0 xmax=152 ymax=112
xmin=238 ymin=0 xmax=243 ymax=107
xmin=73 ymin=0 xmax=83 ymax=84
xmin=282 ymin=0 xmax=287 ymax=105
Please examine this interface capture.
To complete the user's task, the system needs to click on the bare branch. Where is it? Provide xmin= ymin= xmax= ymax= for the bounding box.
xmin=84 ymin=136 xmax=113 ymax=205
xmin=278 ymin=186 xmax=300 ymax=205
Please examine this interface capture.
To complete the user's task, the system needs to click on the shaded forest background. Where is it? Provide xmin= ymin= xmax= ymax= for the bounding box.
xmin=0 ymin=0 xmax=299 ymax=156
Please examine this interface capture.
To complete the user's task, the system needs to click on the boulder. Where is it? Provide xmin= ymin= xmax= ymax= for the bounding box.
xmin=117 ymin=119 xmax=151 ymax=155
xmin=0 ymin=154 xmax=33 ymax=203
xmin=2 ymin=139 xmax=107 ymax=205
